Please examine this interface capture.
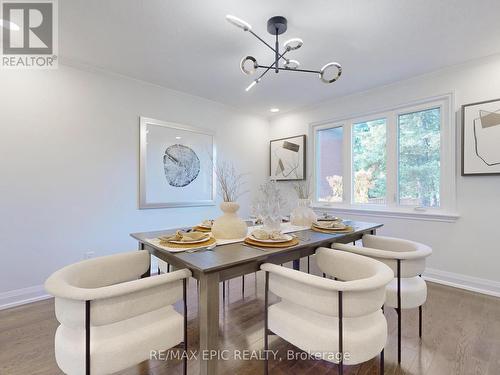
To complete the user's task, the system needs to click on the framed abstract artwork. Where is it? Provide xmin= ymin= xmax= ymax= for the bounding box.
xmin=462 ymin=99 xmax=500 ymax=175
xmin=139 ymin=117 xmax=216 ymax=208
xmin=270 ymin=134 xmax=306 ymax=181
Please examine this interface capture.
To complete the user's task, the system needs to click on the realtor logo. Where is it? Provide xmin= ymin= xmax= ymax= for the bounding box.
xmin=1 ymin=0 xmax=58 ymax=68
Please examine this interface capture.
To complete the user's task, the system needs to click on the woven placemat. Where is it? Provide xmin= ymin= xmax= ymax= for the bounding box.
xmin=158 ymin=237 xmax=216 ymax=249
xmin=193 ymin=226 xmax=212 ymax=232
xmin=244 ymin=237 xmax=299 ymax=248
xmin=311 ymin=226 xmax=354 ymax=234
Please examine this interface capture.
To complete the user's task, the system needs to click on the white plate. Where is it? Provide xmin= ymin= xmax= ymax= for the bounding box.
xmin=249 ymin=233 xmax=293 ymax=243
xmin=168 ymin=236 xmax=211 ymax=245
xmin=147 ymin=238 xmax=215 ymax=253
xmin=313 ymin=223 xmax=347 ymax=230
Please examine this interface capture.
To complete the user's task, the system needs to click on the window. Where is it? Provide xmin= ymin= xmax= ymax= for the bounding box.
xmin=398 ymin=108 xmax=441 ymax=208
xmin=312 ymin=95 xmax=455 ymax=217
xmin=316 ymin=126 xmax=343 ymax=202
xmin=352 ymin=119 xmax=387 ymax=204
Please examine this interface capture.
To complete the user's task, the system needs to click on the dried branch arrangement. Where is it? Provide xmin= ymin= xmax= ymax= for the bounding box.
xmin=215 ymin=161 xmax=248 ymax=202
xmin=259 ymin=180 xmax=287 ymax=209
xmin=292 ymin=178 xmax=312 ymax=199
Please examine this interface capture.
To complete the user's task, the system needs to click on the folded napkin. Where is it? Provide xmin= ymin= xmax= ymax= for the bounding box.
xmin=317 ymin=216 xmax=341 ymax=222
xmin=313 ymin=221 xmax=346 ymax=229
xmin=201 ymin=219 xmax=214 ymax=227
xmin=251 ymin=229 xmax=287 ymax=241
xmin=159 ymin=230 xmax=209 ymax=243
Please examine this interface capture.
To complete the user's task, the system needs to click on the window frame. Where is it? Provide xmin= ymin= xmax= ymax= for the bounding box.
xmin=313 ymin=121 xmax=346 ymax=203
xmin=310 ymin=93 xmax=458 ymax=222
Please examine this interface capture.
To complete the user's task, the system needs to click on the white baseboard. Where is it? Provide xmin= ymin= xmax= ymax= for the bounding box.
xmin=423 ymin=268 xmax=500 ymax=298
xmin=0 ymin=285 xmax=51 ymax=311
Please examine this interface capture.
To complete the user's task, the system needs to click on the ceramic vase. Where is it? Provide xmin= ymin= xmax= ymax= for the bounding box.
xmin=211 ymin=202 xmax=248 ymax=239
xmin=290 ymin=199 xmax=317 ymax=227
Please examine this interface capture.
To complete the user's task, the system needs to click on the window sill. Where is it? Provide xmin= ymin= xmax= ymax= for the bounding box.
xmin=311 ymin=203 xmax=460 ymax=223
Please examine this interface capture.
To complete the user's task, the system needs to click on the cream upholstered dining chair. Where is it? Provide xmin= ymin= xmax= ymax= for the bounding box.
xmin=333 ymin=234 xmax=432 ymax=364
xmin=45 ymin=251 xmax=191 ymax=375
xmin=261 ymin=248 xmax=393 ymax=375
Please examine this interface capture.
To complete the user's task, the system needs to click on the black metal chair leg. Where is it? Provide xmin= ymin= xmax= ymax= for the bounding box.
xmin=157 ymin=267 xmax=161 ymax=275
xmin=167 ymin=263 xmax=170 ymax=273
xmin=307 ymin=256 xmax=310 ymax=274
xmin=85 ymin=300 xmax=90 ymax=375
xmin=382 ymin=297 xmax=387 ymax=375
xmin=338 ymin=290 xmax=343 ymax=375
xmin=264 ymin=272 xmax=269 ymax=375
xmin=419 ymin=305 xmax=422 ymax=338
xmin=222 ymin=281 xmax=226 ymax=302
xmin=183 ymin=279 xmax=187 ymax=375
xmin=242 ymin=275 xmax=245 ymax=298
xmin=380 ymin=349 xmax=384 ymax=374
xmin=183 ymin=348 xmax=187 ymax=374
xmin=397 ymin=259 xmax=401 ymax=364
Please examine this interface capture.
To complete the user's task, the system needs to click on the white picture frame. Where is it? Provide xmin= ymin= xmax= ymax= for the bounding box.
xmin=139 ymin=117 xmax=216 ymax=208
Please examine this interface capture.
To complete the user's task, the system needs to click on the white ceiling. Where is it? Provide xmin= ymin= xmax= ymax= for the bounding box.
xmin=60 ymin=0 xmax=500 ymax=116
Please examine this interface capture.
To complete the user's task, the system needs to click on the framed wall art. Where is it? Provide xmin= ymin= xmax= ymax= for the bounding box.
xmin=139 ymin=117 xmax=216 ymax=208
xmin=270 ymin=134 xmax=306 ymax=181
xmin=462 ymin=99 xmax=500 ymax=175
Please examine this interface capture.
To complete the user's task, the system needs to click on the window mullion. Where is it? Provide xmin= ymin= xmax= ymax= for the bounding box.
xmin=386 ymin=112 xmax=398 ymax=208
xmin=343 ymin=122 xmax=352 ymax=205
xmin=439 ymin=102 xmax=454 ymax=212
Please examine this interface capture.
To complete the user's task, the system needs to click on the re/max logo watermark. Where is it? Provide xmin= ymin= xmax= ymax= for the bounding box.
xmin=0 ymin=0 xmax=58 ymax=68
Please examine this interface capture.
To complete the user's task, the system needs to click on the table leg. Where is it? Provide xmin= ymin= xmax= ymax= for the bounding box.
xmin=138 ymin=242 xmax=151 ymax=278
xmin=198 ymin=272 xmax=220 ymax=375
xmin=293 ymin=259 xmax=300 ymax=271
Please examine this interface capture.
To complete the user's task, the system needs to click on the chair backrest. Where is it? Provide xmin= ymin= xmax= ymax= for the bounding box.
xmin=54 ymin=251 xmax=150 ymax=290
xmin=268 ymin=249 xmax=393 ymax=318
xmin=46 ymin=251 xmax=167 ymax=327
xmin=54 ymin=279 xmax=184 ymax=327
xmin=362 ymin=234 xmax=432 ymax=277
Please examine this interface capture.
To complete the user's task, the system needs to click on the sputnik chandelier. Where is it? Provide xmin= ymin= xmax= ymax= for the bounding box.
xmin=226 ymin=15 xmax=342 ymax=91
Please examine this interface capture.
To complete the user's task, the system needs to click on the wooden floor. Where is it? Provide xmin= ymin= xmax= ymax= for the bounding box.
xmin=1 ymin=274 xmax=499 ymax=375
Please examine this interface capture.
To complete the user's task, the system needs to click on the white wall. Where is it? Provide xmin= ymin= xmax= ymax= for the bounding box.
xmin=270 ymin=54 xmax=500 ymax=294
xmin=0 ymin=64 xmax=269 ymax=307
xmin=2 ymin=55 xmax=500 ymax=308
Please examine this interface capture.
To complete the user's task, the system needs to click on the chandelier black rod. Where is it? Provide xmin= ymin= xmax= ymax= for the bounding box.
xmin=257 ymin=65 xmax=321 ymax=74
xmin=274 ymin=31 xmax=279 ymax=73
xmin=256 ymin=50 xmax=290 ymax=82
xmin=248 ymin=29 xmax=288 ymax=64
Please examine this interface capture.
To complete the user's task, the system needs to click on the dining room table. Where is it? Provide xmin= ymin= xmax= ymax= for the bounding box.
xmin=130 ymin=220 xmax=382 ymax=375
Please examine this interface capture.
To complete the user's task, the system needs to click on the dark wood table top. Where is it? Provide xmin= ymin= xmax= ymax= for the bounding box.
xmin=131 ymin=220 xmax=382 ymax=273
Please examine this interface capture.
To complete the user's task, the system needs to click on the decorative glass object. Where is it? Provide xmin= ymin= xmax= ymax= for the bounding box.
xmin=290 ymin=199 xmax=317 ymax=227
xmin=262 ymin=201 xmax=282 ymax=232
xmin=257 ymin=181 xmax=286 ymax=231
